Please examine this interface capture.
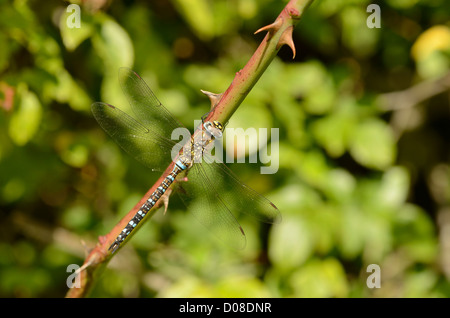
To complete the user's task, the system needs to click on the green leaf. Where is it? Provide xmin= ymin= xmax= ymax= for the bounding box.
xmin=2 ymin=178 xmax=26 ymax=203
xmin=92 ymin=17 xmax=134 ymax=70
xmin=269 ymin=215 xmax=314 ymax=271
xmin=159 ymin=276 xmax=215 ymax=297
xmin=62 ymin=204 xmax=92 ymax=230
xmin=285 ymin=61 xmax=329 ymax=97
xmin=59 ymin=6 xmax=94 ymax=51
xmin=303 ymin=81 xmax=336 ymax=114
xmin=290 ymin=258 xmax=349 ymax=297
xmin=338 ymin=206 xmax=366 ymax=258
xmin=416 ymin=50 xmax=450 ymax=79
xmin=377 ymin=166 xmax=410 ymax=209
xmin=296 ymin=150 xmax=331 ymax=187
xmin=8 ymin=85 xmax=42 ymax=146
xmin=217 ymin=276 xmax=271 ymax=297
xmin=172 ymin=0 xmax=215 ymax=40
xmin=340 ymin=6 xmax=380 ymax=57
xmin=50 ymin=69 xmax=92 ymax=111
xmin=312 ymin=113 xmax=355 ymax=157
xmin=59 ymin=139 xmax=89 ymax=168
xmin=349 ymin=119 xmax=396 ymax=169
xmin=323 ymin=168 xmax=356 ymax=203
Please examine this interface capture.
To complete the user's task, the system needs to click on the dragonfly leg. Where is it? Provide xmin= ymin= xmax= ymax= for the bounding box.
xmin=109 ymin=241 xmax=121 ymax=254
xmin=201 ymin=111 xmax=211 ymax=123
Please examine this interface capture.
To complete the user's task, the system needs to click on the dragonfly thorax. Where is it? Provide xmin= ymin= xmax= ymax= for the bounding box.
xmin=178 ymin=120 xmax=224 ymax=167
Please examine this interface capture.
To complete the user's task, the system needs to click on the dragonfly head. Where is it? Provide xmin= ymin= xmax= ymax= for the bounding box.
xmin=204 ymin=120 xmax=224 ymax=139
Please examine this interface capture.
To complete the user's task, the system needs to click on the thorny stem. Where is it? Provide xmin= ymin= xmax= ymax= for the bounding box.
xmin=66 ymin=0 xmax=314 ymax=298
xmin=204 ymin=0 xmax=314 ymax=124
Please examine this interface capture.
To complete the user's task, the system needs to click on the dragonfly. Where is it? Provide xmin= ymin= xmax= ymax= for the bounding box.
xmin=92 ymin=68 xmax=281 ymax=253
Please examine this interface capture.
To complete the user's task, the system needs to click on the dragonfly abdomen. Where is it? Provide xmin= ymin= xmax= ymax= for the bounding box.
xmin=108 ymin=160 xmax=187 ymax=253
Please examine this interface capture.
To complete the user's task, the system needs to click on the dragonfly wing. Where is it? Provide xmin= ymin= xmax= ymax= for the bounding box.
xmin=92 ymin=102 xmax=176 ymax=170
xmin=198 ymin=154 xmax=281 ymax=224
xmin=118 ymin=67 xmax=184 ymax=139
xmin=178 ymin=163 xmax=247 ymax=250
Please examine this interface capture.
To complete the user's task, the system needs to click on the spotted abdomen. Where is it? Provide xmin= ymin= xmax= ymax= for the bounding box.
xmin=108 ymin=160 xmax=186 ymax=253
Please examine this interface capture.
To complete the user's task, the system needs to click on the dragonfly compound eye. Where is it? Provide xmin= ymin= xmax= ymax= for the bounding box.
xmin=213 ymin=121 xmax=224 ymax=132
xmin=204 ymin=121 xmax=223 ymax=139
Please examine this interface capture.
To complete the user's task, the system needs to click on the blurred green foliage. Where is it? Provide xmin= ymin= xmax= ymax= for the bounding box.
xmin=0 ymin=0 xmax=449 ymax=298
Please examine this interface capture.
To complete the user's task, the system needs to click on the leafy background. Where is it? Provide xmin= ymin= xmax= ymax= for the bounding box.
xmin=0 ymin=0 xmax=449 ymax=297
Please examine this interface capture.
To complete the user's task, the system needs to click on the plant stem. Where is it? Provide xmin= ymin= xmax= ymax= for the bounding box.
xmin=205 ymin=0 xmax=314 ymax=124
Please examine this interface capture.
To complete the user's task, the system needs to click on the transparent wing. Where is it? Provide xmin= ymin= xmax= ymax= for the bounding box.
xmin=118 ymin=67 xmax=183 ymax=138
xmin=178 ymin=152 xmax=281 ymax=249
xmin=91 ymin=102 xmax=176 ymax=170
xmin=198 ymin=157 xmax=281 ymax=224
xmin=179 ymin=163 xmax=247 ymax=250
